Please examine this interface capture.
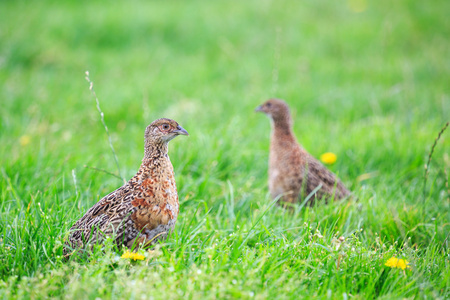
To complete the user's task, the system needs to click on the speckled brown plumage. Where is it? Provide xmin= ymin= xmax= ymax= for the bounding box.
xmin=63 ymin=118 xmax=188 ymax=255
xmin=256 ymin=99 xmax=350 ymax=206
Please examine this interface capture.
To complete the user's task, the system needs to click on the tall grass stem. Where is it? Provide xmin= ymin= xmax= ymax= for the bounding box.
xmin=423 ymin=122 xmax=449 ymax=197
xmin=85 ymin=71 xmax=126 ymax=184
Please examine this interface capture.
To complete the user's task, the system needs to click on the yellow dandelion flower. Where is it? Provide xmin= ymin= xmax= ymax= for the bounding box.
xmin=385 ymin=257 xmax=410 ymax=270
xmin=121 ymin=250 xmax=145 ymax=261
xmin=320 ymin=152 xmax=337 ymax=165
xmin=19 ymin=135 xmax=31 ymax=146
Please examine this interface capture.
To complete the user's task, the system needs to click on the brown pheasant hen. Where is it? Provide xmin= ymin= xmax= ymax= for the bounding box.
xmin=255 ymin=99 xmax=350 ymax=206
xmin=64 ymin=118 xmax=188 ymax=255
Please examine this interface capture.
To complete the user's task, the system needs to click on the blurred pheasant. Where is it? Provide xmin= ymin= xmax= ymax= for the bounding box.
xmin=255 ymin=99 xmax=350 ymax=206
xmin=64 ymin=118 xmax=188 ymax=255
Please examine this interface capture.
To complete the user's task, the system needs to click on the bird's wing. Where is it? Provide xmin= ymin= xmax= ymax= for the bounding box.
xmin=305 ymin=156 xmax=350 ymax=199
xmin=66 ymin=185 xmax=137 ymax=250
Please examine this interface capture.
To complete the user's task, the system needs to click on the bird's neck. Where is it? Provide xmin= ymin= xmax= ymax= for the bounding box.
xmin=272 ymin=127 xmax=297 ymax=146
xmin=143 ymin=142 xmax=169 ymax=162
xmin=270 ymin=116 xmax=298 ymax=153
xmin=271 ymin=117 xmax=297 ymax=147
xmin=130 ymin=143 xmax=170 ymax=184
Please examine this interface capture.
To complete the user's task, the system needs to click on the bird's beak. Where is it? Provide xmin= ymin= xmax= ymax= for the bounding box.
xmin=173 ymin=125 xmax=189 ymax=136
xmin=255 ymin=105 xmax=263 ymax=112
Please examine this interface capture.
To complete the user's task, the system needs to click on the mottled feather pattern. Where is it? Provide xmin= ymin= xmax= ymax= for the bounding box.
xmin=257 ymin=99 xmax=350 ymax=206
xmin=64 ymin=118 xmax=188 ymax=255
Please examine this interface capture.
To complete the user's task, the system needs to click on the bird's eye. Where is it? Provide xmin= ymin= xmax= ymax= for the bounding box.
xmin=162 ymin=124 xmax=170 ymax=130
xmin=266 ymin=103 xmax=272 ymax=107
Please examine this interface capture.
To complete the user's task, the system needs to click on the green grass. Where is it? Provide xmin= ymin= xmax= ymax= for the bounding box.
xmin=1 ymin=0 xmax=449 ymax=298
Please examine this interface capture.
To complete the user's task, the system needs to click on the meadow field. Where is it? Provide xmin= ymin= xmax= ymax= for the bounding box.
xmin=1 ymin=0 xmax=449 ymax=298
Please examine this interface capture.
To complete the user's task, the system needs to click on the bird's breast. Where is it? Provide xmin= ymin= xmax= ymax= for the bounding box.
xmin=131 ymin=201 xmax=177 ymax=232
xmin=130 ymin=157 xmax=179 ymax=231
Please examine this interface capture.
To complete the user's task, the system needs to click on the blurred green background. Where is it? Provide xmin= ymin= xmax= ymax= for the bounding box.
xmin=2 ymin=0 xmax=449 ymax=186
xmin=1 ymin=0 xmax=449 ymax=298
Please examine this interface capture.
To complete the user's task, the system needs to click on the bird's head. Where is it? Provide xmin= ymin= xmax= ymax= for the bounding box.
xmin=255 ymin=99 xmax=292 ymax=125
xmin=145 ymin=118 xmax=189 ymax=144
